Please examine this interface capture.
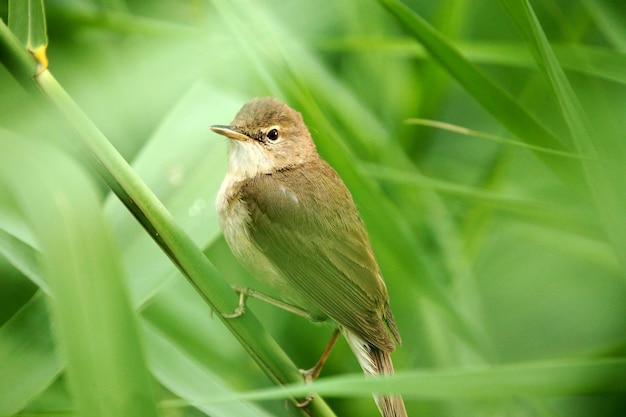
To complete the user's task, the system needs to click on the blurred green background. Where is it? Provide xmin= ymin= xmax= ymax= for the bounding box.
xmin=1 ymin=0 xmax=625 ymax=416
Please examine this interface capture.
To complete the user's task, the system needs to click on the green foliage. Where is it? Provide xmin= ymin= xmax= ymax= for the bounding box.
xmin=7 ymin=0 xmax=47 ymax=51
xmin=1 ymin=0 xmax=625 ymax=416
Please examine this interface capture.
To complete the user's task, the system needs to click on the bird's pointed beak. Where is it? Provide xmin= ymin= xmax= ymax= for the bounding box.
xmin=210 ymin=125 xmax=251 ymax=142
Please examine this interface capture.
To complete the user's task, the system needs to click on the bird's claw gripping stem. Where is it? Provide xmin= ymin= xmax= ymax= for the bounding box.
xmin=222 ymin=286 xmax=247 ymax=318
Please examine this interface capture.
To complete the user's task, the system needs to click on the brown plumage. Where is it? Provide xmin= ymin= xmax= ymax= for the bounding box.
xmin=213 ymin=97 xmax=407 ymax=417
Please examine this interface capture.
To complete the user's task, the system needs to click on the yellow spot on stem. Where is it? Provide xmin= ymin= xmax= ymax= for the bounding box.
xmin=30 ymin=45 xmax=49 ymax=75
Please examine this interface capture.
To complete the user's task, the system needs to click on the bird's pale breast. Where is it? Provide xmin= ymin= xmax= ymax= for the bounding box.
xmin=216 ymin=174 xmax=325 ymax=316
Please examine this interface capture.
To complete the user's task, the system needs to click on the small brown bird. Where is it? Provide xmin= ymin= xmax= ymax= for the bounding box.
xmin=212 ymin=97 xmax=407 ymax=417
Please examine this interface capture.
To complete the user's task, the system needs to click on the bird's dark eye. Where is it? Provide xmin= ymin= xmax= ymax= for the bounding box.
xmin=266 ymin=128 xmax=280 ymax=142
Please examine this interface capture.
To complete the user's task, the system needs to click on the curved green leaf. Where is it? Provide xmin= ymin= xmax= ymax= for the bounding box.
xmin=0 ymin=138 xmax=159 ymax=417
xmin=194 ymin=358 xmax=626 ymax=403
xmin=8 ymin=0 xmax=48 ymax=70
xmin=0 ymin=293 xmax=60 ymax=415
xmin=499 ymin=0 xmax=626 ymax=272
xmin=376 ymin=0 xmax=585 ymax=186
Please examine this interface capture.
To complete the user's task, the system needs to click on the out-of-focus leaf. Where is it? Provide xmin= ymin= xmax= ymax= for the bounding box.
xmin=499 ymin=0 xmax=626 ymax=272
xmin=580 ymin=0 xmax=626 ymax=50
xmin=104 ymin=81 xmax=229 ymax=306
xmin=192 ymin=357 xmax=626 ymax=403
xmin=144 ymin=322 xmax=276 ymax=417
xmin=375 ymin=0 xmax=585 ymax=186
xmin=0 ymin=293 xmax=60 ymax=415
xmin=318 ymin=38 xmax=626 ymax=85
xmin=0 ymin=138 xmax=160 ymax=417
xmin=0 ymin=228 xmax=48 ymax=293
xmin=406 ymin=118 xmax=585 ymax=159
xmin=8 ymin=0 xmax=48 ymax=71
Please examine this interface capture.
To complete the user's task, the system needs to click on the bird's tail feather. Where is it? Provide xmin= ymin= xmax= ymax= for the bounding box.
xmin=343 ymin=329 xmax=408 ymax=417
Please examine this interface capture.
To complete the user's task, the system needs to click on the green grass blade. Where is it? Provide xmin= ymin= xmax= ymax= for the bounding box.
xmin=0 ymin=228 xmax=48 ymax=293
xmin=318 ymin=38 xmax=626 ymax=86
xmin=375 ymin=0 xmax=584 ymax=186
xmin=405 ymin=118 xmax=587 ymax=159
xmin=362 ymin=163 xmax=601 ymax=239
xmin=555 ymin=44 xmax=626 ymax=85
xmin=580 ymin=0 xmax=626 ymax=50
xmin=102 ymin=81 xmax=230 ymax=307
xmin=145 ymin=323 xmax=277 ymax=417
xmin=0 ymin=20 xmax=39 ymax=84
xmin=0 ymin=293 xmax=60 ymax=415
xmin=191 ymin=357 xmax=626 ymax=403
xmin=499 ymin=0 xmax=626 ymax=272
xmin=0 ymin=139 xmax=160 ymax=417
xmin=7 ymin=0 xmax=48 ymax=70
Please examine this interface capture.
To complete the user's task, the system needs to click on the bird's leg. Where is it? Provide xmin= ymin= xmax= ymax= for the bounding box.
xmin=222 ymin=286 xmax=338 ymax=408
xmin=222 ymin=285 xmax=321 ymax=321
xmin=300 ymin=328 xmax=341 ymax=381
xmin=296 ymin=328 xmax=341 ymax=408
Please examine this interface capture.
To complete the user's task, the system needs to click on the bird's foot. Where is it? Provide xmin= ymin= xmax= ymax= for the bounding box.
xmin=294 ymin=329 xmax=342 ymax=407
xmin=295 ymin=394 xmax=315 ymax=408
xmin=221 ymin=286 xmax=247 ymax=318
xmin=295 ymin=367 xmax=317 ymax=408
xmin=299 ymin=366 xmax=317 ymax=384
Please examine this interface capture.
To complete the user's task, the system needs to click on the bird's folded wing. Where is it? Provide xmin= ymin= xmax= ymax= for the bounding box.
xmin=240 ymin=163 xmax=396 ymax=352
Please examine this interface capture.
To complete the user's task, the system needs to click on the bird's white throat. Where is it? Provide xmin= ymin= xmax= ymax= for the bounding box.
xmin=226 ymin=140 xmax=275 ymax=181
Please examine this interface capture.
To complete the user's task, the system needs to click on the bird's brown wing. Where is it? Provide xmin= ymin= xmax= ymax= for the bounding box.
xmin=240 ymin=159 xmax=396 ymax=352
